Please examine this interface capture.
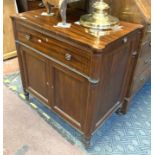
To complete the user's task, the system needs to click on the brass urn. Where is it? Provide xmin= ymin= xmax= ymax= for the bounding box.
xmin=80 ymin=0 xmax=119 ymax=30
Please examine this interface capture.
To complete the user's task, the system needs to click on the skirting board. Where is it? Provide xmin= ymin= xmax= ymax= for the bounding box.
xmin=3 ymin=51 xmax=17 ymax=60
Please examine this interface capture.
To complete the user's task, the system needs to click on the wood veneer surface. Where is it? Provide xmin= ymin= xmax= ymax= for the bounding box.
xmin=11 ymin=9 xmax=142 ymax=51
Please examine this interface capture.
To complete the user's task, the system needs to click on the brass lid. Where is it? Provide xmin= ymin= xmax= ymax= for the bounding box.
xmin=80 ymin=1 xmax=119 ymax=30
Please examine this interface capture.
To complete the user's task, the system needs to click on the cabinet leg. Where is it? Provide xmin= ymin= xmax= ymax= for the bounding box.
xmin=116 ymin=107 xmax=124 ymax=115
xmin=83 ymin=136 xmax=91 ymax=148
xmin=121 ymin=100 xmax=129 ymax=114
xmin=116 ymin=101 xmax=129 ymax=115
xmin=24 ymin=89 xmax=29 ymax=100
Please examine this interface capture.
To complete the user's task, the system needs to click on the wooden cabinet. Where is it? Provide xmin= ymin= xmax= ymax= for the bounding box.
xmin=11 ymin=9 xmax=143 ymax=146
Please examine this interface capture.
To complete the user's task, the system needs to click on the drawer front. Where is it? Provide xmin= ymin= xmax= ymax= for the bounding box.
xmin=142 ymin=24 xmax=151 ymax=44
xmin=134 ymin=44 xmax=151 ymax=76
xmin=142 ymin=32 xmax=151 ymax=44
xmin=135 ymin=56 xmax=151 ymax=76
xmin=16 ymin=23 xmax=91 ymax=76
xmin=139 ymin=41 xmax=151 ymax=58
xmin=132 ymin=67 xmax=151 ymax=94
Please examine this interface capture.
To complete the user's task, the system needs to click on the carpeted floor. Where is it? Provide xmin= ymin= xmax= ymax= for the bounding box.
xmin=3 ymin=72 xmax=151 ymax=155
xmin=3 ymin=85 xmax=86 ymax=155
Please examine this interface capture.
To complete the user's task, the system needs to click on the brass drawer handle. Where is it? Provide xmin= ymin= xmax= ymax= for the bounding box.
xmin=38 ymin=39 xmax=42 ymax=43
xmin=140 ymin=77 xmax=145 ymax=82
xmin=65 ymin=53 xmax=72 ymax=61
xmin=123 ymin=37 xmax=128 ymax=43
xmin=132 ymin=51 xmax=138 ymax=57
xmin=46 ymin=82 xmax=49 ymax=86
xmin=38 ymin=2 xmax=44 ymax=8
xmin=25 ymin=34 xmax=31 ymax=41
xmin=144 ymin=58 xmax=151 ymax=64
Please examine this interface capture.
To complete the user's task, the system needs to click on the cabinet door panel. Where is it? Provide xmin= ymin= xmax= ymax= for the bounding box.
xmin=19 ymin=45 xmax=50 ymax=106
xmin=51 ymin=64 xmax=88 ymax=130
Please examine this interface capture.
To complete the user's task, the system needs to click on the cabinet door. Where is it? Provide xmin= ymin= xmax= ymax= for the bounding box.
xmin=18 ymin=44 xmax=50 ymax=106
xmin=50 ymin=63 xmax=88 ymax=131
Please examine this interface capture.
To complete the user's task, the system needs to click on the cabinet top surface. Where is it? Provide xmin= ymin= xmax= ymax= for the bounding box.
xmin=12 ymin=9 xmax=143 ymax=51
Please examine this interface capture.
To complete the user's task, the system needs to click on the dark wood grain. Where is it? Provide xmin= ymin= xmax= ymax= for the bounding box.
xmin=15 ymin=22 xmax=91 ymax=76
xmin=11 ymin=9 xmax=143 ymax=51
xmin=51 ymin=63 xmax=88 ymax=130
xmin=18 ymin=44 xmax=51 ymax=106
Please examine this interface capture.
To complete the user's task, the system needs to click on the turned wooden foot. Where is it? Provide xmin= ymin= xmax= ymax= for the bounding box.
xmin=116 ymin=107 xmax=125 ymax=115
xmin=83 ymin=136 xmax=91 ymax=148
xmin=24 ymin=89 xmax=29 ymax=100
xmin=120 ymin=99 xmax=130 ymax=114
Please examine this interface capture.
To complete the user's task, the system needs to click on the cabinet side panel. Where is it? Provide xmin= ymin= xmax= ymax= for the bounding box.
xmin=94 ymin=42 xmax=131 ymax=128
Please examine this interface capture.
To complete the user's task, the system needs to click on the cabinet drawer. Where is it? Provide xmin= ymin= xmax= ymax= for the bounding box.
xmin=142 ymin=32 xmax=151 ymax=44
xmin=139 ymin=41 xmax=151 ymax=58
xmin=132 ymin=67 xmax=151 ymax=94
xmin=135 ymin=45 xmax=151 ymax=76
xmin=135 ymin=56 xmax=151 ymax=76
xmin=142 ymin=24 xmax=151 ymax=44
xmin=16 ymin=23 xmax=91 ymax=76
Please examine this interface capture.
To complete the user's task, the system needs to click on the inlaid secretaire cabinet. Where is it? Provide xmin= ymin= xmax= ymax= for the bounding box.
xmin=104 ymin=0 xmax=151 ymax=113
xmin=11 ymin=9 xmax=143 ymax=146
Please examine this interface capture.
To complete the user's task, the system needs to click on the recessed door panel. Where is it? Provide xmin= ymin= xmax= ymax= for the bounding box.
xmin=20 ymin=45 xmax=50 ymax=106
xmin=51 ymin=64 xmax=88 ymax=130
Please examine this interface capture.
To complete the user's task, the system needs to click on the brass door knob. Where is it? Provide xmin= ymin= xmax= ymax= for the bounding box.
xmin=65 ymin=53 xmax=72 ymax=61
xmin=25 ymin=34 xmax=31 ymax=41
xmin=140 ymin=77 xmax=145 ymax=82
xmin=132 ymin=51 xmax=138 ymax=57
xmin=123 ymin=37 xmax=128 ymax=43
xmin=38 ymin=39 xmax=42 ymax=43
xmin=144 ymin=58 xmax=151 ymax=64
xmin=38 ymin=2 xmax=44 ymax=8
